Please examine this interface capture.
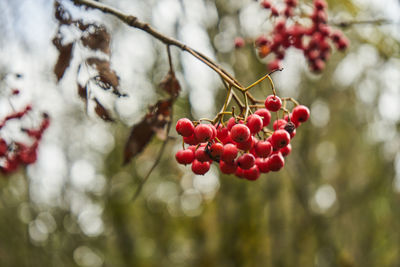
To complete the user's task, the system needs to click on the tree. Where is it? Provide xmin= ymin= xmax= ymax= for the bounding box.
xmin=0 ymin=0 xmax=399 ymax=266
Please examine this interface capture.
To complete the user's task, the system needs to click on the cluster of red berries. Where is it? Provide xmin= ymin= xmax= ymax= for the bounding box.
xmin=0 ymin=106 xmax=50 ymax=174
xmin=175 ymin=95 xmax=309 ymax=181
xmin=235 ymin=0 xmax=349 ymax=72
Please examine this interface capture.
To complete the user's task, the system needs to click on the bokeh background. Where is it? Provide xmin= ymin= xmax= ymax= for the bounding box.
xmin=1 ymin=0 xmax=400 ymax=266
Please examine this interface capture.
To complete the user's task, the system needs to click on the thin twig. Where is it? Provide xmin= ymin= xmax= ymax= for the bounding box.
xmin=330 ymin=18 xmax=395 ymax=28
xmin=72 ymin=0 xmax=243 ymax=91
xmin=131 ymin=114 xmax=173 ymax=203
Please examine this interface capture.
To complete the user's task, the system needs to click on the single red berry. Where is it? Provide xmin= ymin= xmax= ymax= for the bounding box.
xmin=246 ymin=114 xmax=263 ymax=135
xmin=175 ymin=149 xmax=195 ymax=165
xmin=291 ymin=105 xmax=310 ymax=124
xmin=18 ymin=147 xmax=37 ymax=164
xmin=234 ymin=37 xmax=245 ymax=48
xmin=235 ymin=136 xmax=255 ymax=151
xmin=255 ymin=140 xmax=272 ymax=158
xmin=237 ymin=153 xmax=255 ymax=170
xmin=261 ymin=0 xmax=271 ymax=9
xmin=209 ymin=142 xmax=224 ymax=159
xmin=255 ymin=36 xmax=269 ymax=47
xmin=267 ymin=152 xmax=285 ymax=171
xmin=256 ymin=158 xmax=270 ymax=173
xmin=271 ymin=6 xmax=279 ymax=16
xmin=194 ymin=124 xmax=213 ymax=142
xmin=230 ymin=124 xmax=251 ymax=143
xmin=284 ymin=114 xmax=301 ymax=128
xmin=273 ymin=119 xmax=287 ymax=131
xmin=336 ymin=36 xmax=349 ymax=51
xmin=243 ymin=165 xmax=260 ymax=181
xmin=195 ymin=146 xmax=212 ymax=162
xmin=267 ymin=59 xmax=282 ymax=71
xmin=176 ymin=118 xmax=194 ymax=137
xmin=254 ymin=108 xmax=271 ymax=127
xmin=226 ymin=117 xmax=237 ymax=131
xmin=209 ymin=125 xmax=217 ymax=140
xmin=0 ymin=139 xmax=7 ymax=157
xmin=270 ymin=129 xmax=291 ymax=149
xmin=191 ymin=160 xmax=210 ymax=175
xmin=216 ymin=125 xmax=229 ymax=140
xmin=285 ymin=0 xmax=298 ymax=7
xmin=314 ymin=0 xmax=327 ymax=10
xmin=183 ymin=134 xmax=199 ymax=145
xmin=219 ymin=160 xmax=237 ymax=174
xmin=221 ymin=133 xmax=234 ymax=145
xmin=235 ymin=167 xmax=245 ymax=178
xmin=265 ymin=95 xmax=282 ymax=112
xmin=221 ymin=143 xmax=238 ymax=164
xmin=280 ymin=143 xmax=292 ymax=157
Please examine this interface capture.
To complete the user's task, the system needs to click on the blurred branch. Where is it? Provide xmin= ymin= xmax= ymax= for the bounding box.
xmin=72 ymin=0 xmax=244 ymax=91
xmin=330 ymin=18 xmax=396 ymax=28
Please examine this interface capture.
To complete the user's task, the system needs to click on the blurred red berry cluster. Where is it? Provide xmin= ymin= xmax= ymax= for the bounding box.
xmin=0 ymin=104 xmax=50 ymax=174
xmin=236 ymin=0 xmax=349 ymax=72
xmin=175 ymin=94 xmax=309 ymax=181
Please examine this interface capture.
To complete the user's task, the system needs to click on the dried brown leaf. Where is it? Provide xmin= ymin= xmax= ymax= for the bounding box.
xmin=53 ymin=39 xmax=74 ymax=82
xmin=54 ymin=1 xmax=72 ymax=25
xmin=77 ymin=82 xmax=87 ymax=101
xmin=123 ymin=99 xmax=172 ymax=164
xmin=94 ymin=98 xmax=115 ymax=122
xmin=159 ymin=70 xmax=181 ymax=99
xmin=81 ymin=25 xmax=110 ymax=54
xmin=86 ymin=58 xmax=125 ymax=97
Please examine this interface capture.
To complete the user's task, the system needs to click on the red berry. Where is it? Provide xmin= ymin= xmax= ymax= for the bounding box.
xmin=265 ymin=95 xmax=282 ymax=112
xmin=261 ymin=0 xmax=271 ymax=9
xmin=191 ymin=160 xmax=210 ymax=175
xmin=267 ymin=59 xmax=282 ymax=71
xmin=219 ymin=160 xmax=237 ymax=174
xmin=291 ymin=105 xmax=310 ymax=124
xmin=234 ymin=37 xmax=245 ymax=48
xmin=0 ymin=139 xmax=7 ymax=157
xmin=221 ymin=144 xmax=238 ymax=164
xmin=19 ymin=147 xmax=37 ymax=164
xmin=255 ymin=36 xmax=269 ymax=47
xmin=235 ymin=167 xmax=245 ymax=178
xmin=246 ymin=114 xmax=263 ymax=134
xmin=209 ymin=142 xmax=224 ymax=158
xmin=237 ymin=153 xmax=255 ymax=170
xmin=273 ymin=119 xmax=287 ymax=130
xmin=254 ymin=108 xmax=271 ymax=127
xmin=314 ymin=0 xmax=327 ymax=10
xmin=271 ymin=6 xmax=279 ymax=16
xmin=194 ymin=124 xmax=213 ymax=142
xmin=267 ymin=152 xmax=285 ymax=171
xmin=175 ymin=149 xmax=195 ymax=165
xmin=255 ymin=140 xmax=272 ymax=158
xmin=176 ymin=118 xmax=194 ymax=137
xmin=183 ymin=134 xmax=198 ymax=145
xmin=216 ymin=125 xmax=229 ymax=140
xmin=280 ymin=143 xmax=292 ymax=157
xmin=243 ymin=165 xmax=260 ymax=181
xmin=195 ymin=146 xmax=211 ymax=162
xmin=270 ymin=129 xmax=291 ymax=149
xmin=256 ymin=158 xmax=270 ymax=173
xmin=235 ymin=136 xmax=255 ymax=151
xmin=230 ymin=124 xmax=251 ymax=143
xmin=226 ymin=117 xmax=236 ymax=131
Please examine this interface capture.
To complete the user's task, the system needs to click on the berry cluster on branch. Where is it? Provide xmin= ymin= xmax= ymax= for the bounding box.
xmin=235 ymin=0 xmax=349 ymax=72
xmin=175 ymin=74 xmax=309 ymax=181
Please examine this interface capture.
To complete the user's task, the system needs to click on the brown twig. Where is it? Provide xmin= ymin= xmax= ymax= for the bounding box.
xmin=72 ymin=0 xmax=244 ymax=91
xmin=330 ymin=18 xmax=395 ymax=28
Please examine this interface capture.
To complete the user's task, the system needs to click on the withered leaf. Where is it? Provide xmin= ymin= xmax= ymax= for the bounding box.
xmin=94 ymin=98 xmax=115 ymax=122
xmin=54 ymin=1 xmax=72 ymax=25
xmin=77 ymin=82 xmax=87 ymax=101
xmin=53 ymin=39 xmax=74 ymax=82
xmin=123 ymin=99 xmax=172 ymax=164
xmin=86 ymin=57 xmax=124 ymax=97
xmin=159 ymin=70 xmax=181 ymax=99
xmin=81 ymin=25 xmax=110 ymax=54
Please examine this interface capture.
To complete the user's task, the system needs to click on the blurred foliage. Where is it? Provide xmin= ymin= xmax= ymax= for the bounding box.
xmin=1 ymin=0 xmax=400 ymax=267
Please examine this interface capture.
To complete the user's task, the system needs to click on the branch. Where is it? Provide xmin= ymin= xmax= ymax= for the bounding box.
xmin=72 ymin=0 xmax=243 ymax=90
xmin=330 ymin=18 xmax=396 ymax=28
